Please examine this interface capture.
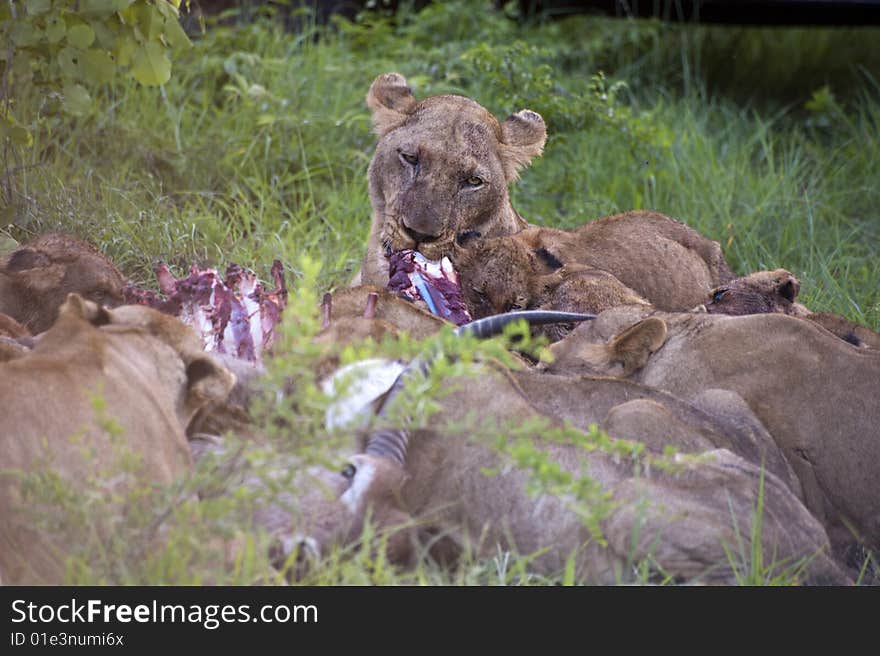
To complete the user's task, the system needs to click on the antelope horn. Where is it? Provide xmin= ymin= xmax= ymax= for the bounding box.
xmin=376 ymin=310 xmax=595 ymax=417
xmin=454 ymin=310 xmax=596 ymax=338
xmin=321 ymin=293 xmax=332 ymax=330
xmin=364 ymin=428 xmax=411 ymax=467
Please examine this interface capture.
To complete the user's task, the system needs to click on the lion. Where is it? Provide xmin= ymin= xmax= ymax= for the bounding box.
xmin=706 ymin=268 xmax=880 ymax=349
xmin=0 ymin=233 xmax=125 ymax=333
xmin=541 ymin=303 xmax=880 ymax=552
xmin=453 ymin=230 xmax=649 ymax=328
xmin=321 ymin=285 xmax=447 ymax=341
xmin=0 ymin=294 xmax=235 ymax=584
xmin=453 ymin=209 xmax=732 ymax=339
xmin=272 ymin=369 xmax=846 ymax=584
xmin=806 ymin=312 xmax=880 ymax=350
xmin=358 ymin=72 xmax=547 ymax=287
xmin=705 ymin=268 xmax=805 ymax=316
xmin=357 ymin=73 xmax=733 ymax=316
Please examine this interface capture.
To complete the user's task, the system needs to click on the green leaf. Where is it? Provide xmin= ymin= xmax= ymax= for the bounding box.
xmin=154 ymin=0 xmax=179 ymax=20
xmin=81 ymin=49 xmax=116 ymax=84
xmin=62 ymin=83 xmax=92 ymax=117
xmin=119 ymin=4 xmax=137 ymax=28
xmin=114 ymin=32 xmax=136 ymax=67
xmin=0 ymin=116 xmax=34 ymax=147
xmin=58 ymin=46 xmax=81 ymax=80
xmin=10 ymin=22 xmax=40 ymax=47
xmin=0 ymin=235 xmax=20 ymax=256
xmin=162 ymin=16 xmax=192 ymax=50
xmin=90 ymin=19 xmax=116 ymax=49
xmin=130 ymin=41 xmax=170 ymax=86
xmin=46 ymin=16 xmax=67 ymax=44
xmin=25 ymin=0 xmax=51 ymax=15
xmin=80 ymin=0 xmax=120 ymax=14
xmin=135 ymin=4 xmax=164 ymax=41
xmin=8 ymin=126 xmax=33 ymax=146
xmin=11 ymin=55 xmax=32 ymax=79
xmin=68 ymin=24 xmax=96 ymax=49
xmin=0 ymin=206 xmax=19 ymax=232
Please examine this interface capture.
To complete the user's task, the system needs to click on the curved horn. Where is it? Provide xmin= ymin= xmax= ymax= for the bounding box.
xmin=455 ymin=310 xmax=596 ymax=338
xmin=364 ymin=428 xmax=411 ymax=466
xmin=376 ymin=311 xmax=595 ymax=417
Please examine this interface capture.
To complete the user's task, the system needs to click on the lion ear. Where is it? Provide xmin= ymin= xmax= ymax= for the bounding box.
xmin=607 ymin=318 xmax=667 ymax=376
xmin=776 ymin=271 xmax=800 ymax=303
xmin=4 ymin=247 xmax=67 ymax=294
xmin=366 ymin=72 xmax=418 ymax=136
xmin=58 ymin=293 xmax=111 ymax=327
xmin=500 ymin=110 xmax=547 ymax=181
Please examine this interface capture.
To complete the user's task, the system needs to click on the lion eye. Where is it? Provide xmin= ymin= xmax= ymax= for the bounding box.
xmin=340 ymin=463 xmax=357 ymax=480
xmin=465 ymin=175 xmax=484 ymax=187
xmin=712 ymin=290 xmax=727 ymax=303
xmin=399 ymin=151 xmax=418 ymax=166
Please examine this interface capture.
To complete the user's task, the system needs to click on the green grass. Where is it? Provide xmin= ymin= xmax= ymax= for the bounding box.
xmin=4 ymin=1 xmax=879 ymax=324
xmin=2 ymin=0 xmax=878 ymax=584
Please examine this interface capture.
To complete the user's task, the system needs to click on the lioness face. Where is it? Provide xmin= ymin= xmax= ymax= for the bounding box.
xmin=362 ymin=73 xmax=546 ymax=285
xmin=705 ymin=269 xmax=800 ymax=316
xmin=370 ymin=97 xmax=513 ymax=260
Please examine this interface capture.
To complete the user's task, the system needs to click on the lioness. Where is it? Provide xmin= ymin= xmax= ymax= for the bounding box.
xmin=274 ymin=370 xmax=846 ymax=584
xmin=0 ymin=294 xmax=235 ymax=584
xmin=0 ymin=233 xmax=125 ymax=333
xmin=359 ymin=72 xmax=547 ymax=287
xmin=706 ymin=268 xmax=880 ymax=349
xmin=542 ymin=304 xmax=880 ymax=550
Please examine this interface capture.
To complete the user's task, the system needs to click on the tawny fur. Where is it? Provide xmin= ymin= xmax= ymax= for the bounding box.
xmin=455 ymin=211 xmax=734 ymax=313
xmin=313 ymin=285 xmax=447 ymax=381
xmin=707 ymin=268 xmax=880 ymax=349
xmin=0 ymin=313 xmax=32 ymax=361
xmin=706 ymin=268 xmax=804 ymax=316
xmin=806 ymin=312 xmax=880 ymax=349
xmin=282 ymin=366 xmax=846 ymax=584
xmin=0 ymin=295 xmax=235 ymax=584
xmin=544 ymin=304 xmax=880 ymax=550
xmin=454 ymin=232 xmax=649 ymax=322
xmin=322 ymin=286 xmax=446 ymax=341
xmin=359 ymin=73 xmax=545 ymax=287
xmin=0 ymin=233 xmax=125 ymax=333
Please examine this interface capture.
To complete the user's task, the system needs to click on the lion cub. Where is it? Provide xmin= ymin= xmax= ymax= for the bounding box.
xmin=706 ymin=268 xmax=880 ymax=349
xmin=454 ymin=209 xmax=734 ymax=321
xmin=455 ymin=232 xmax=649 ymax=341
